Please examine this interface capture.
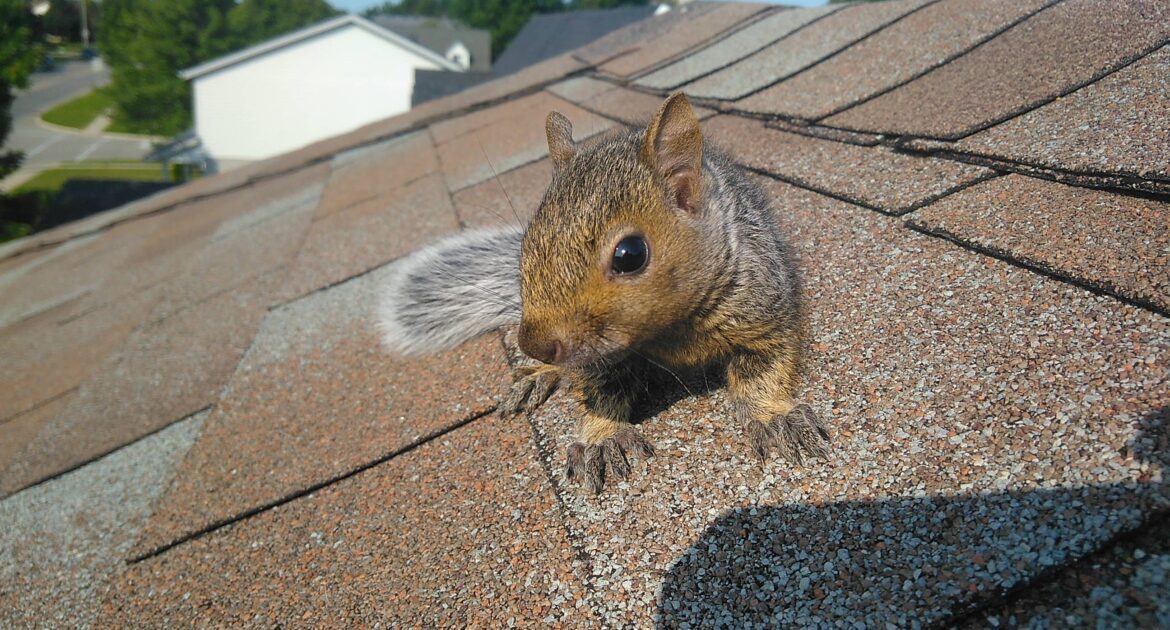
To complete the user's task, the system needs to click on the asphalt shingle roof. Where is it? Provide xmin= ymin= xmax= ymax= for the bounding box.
xmin=1 ymin=1 xmax=1168 ymax=626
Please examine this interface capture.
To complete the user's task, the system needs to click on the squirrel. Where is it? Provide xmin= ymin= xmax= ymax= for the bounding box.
xmin=377 ymin=93 xmax=829 ymax=493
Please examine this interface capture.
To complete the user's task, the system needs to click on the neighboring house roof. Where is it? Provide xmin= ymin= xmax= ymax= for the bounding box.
xmin=493 ymin=5 xmax=657 ymax=75
xmin=411 ymin=68 xmax=494 ymax=106
xmin=370 ymin=15 xmax=492 ymax=72
xmin=3 ymin=1 xmax=1170 ymax=627
xmin=179 ymin=13 xmax=463 ymax=80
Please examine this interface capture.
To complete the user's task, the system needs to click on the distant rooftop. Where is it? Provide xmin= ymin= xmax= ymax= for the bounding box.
xmin=370 ymin=14 xmax=492 ymax=72
xmin=493 ymin=5 xmax=658 ymax=75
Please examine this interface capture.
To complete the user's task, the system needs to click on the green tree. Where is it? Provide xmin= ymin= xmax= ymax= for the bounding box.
xmin=566 ymin=0 xmax=649 ymax=8
xmin=0 ymin=0 xmax=45 ymax=240
xmin=99 ymin=0 xmax=235 ymax=135
xmin=226 ymin=0 xmax=339 ymax=50
xmin=100 ymin=0 xmax=338 ymax=137
xmin=1 ymin=0 xmax=44 ymax=181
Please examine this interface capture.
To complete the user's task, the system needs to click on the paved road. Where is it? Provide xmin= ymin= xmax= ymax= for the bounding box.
xmin=3 ymin=59 xmax=154 ymax=190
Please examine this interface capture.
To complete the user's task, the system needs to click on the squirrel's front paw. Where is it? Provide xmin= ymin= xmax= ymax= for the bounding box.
xmin=565 ymin=426 xmax=655 ymax=494
xmin=746 ymin=403 xmax=830 ymax=465
xmin=500 ymin=364 xmax=560 ymax=417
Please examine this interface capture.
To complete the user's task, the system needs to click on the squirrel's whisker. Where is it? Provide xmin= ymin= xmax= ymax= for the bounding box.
xmin=477 ymin=139 xmax=526 ymax=229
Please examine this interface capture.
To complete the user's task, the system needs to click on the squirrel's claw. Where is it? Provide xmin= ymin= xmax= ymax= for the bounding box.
xmin=500 ymin=364 xmax=560 ymax=417
xmin=566 ymin=426 xmax=655 ymax=494
xmin=747 ymin=403 xmax=830 ymax=465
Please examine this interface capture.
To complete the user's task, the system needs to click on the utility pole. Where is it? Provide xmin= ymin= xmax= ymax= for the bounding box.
xmin=80 ymin=0 xmax=90 ymax=47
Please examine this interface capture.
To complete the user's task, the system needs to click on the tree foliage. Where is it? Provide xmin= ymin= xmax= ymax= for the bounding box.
xmin=1 ymin=0 xmax=45 ymax=181
xmin=99 ymin=0 xmax=338 ymax=136
xmin=366 ymin=0 xmax=649 ymax=59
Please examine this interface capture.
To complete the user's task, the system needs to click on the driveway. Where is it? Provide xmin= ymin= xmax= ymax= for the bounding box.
xmin=3 ymin=59 xmax=154 ymax=190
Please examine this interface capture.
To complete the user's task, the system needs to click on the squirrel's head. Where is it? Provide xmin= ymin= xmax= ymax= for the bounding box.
xmin=518 ymin=93 xmax=718 ymax=368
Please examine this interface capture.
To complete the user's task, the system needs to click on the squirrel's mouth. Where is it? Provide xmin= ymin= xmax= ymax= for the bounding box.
xmin=562 ymin=336 xmax=632 ymax=370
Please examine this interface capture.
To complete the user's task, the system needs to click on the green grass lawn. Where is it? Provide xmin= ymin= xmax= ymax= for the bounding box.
xmin=13 ymin=161 xmax=169 ymax=194
xmin=41 ymin=90 xmax=114 ymax=130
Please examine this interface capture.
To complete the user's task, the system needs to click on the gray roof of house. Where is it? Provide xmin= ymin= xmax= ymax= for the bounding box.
xmin=492 ymin=5 xmax=658 ymax=76
xmin=370 ymin=15 xmax=492 ymax=72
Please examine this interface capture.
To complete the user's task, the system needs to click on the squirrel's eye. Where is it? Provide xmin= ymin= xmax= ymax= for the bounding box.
xmin=611 ymin=235 xmax=648 ymax=275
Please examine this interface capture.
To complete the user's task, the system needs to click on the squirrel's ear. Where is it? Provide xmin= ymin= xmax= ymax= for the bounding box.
xmin=641 ymin=93 xmax=703 ymax=215
xmin=546 ymin=111 xmax=575 ymax=172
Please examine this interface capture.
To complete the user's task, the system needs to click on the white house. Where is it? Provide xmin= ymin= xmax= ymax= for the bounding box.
xmin=180 ymin=14 xmax=464 ymax=169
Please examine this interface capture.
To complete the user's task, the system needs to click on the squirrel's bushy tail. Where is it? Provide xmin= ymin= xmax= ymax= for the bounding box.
xmin=376 ymin=225 xmax=523 ymax=355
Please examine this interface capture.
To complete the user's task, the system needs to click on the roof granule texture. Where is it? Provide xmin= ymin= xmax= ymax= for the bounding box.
xmin=434 ymin=92 xmax=613 ymax=192
xmin=599 ymin=2 xmax=767 ymax=78
xmin=968 ymin=507 xmax=1170 ymax=627
xmin=953 ymin=43 xmax=1170 ymax=191
xmin=909 ymin=174 xmax=1170 ymax=313
xmin=279 ymin=172 xmax=460 ymax=302
xmin=736 ymin=0 xmax=1054 ymax=120
xmin=703 ymin=115 xmax=992 ymax=214
xmin=685 ymin=0 xmax=934 ymax=101
xmin=100 ymin=413 xmax=597 ymax=627
xmin=453 ymin=158 xmax=552 ymax=228
xmin=636 ymin=5 xmax=839 ymax=91
xmin=0 ymin=271 xmax=282 ymax=496
xmin=825 ymin=0 xmax=1170 ymax=139
xmin=0 ymin=414 xmax=204 ymax=629
xmin=130 ymin=262 xmax=510 ymax=557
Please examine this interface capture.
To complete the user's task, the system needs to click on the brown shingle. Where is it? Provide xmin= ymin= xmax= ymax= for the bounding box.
xmin=586 ymin=86 xmax=717 ymax=126
xmin=825 ymin=0 xmax=1170 ymax=139
xmin=575 ymin=2 xmax=729 ymax=65
xmin=435 ymin=93 xmax=613 ymax=192
xmin=0 ymin=280 xmax=158 ymax=426
xmin=149 ymin=182 xmax=320 ymax=319
xmin=101 ymin=414 xmax=592 ymax=627
xmin=704 ymin=115 xmax=991 ymax=214
xmin=685 ymin=0 xmax=934 ymax=101
xmin=737 ymin=0 xmax=1054 ymax=119
xmin=314 ymin=131 xmax=437 ymax=219
xmin=130 ymin=263 xmax=509 ymax=557
xmin=599 ymin=2 xmax=768 ymax=78
xmin=280 ymin=173 xmax=460 ymax=301
xmin=909 ymin=174 xmax=1170 ymax=313
xmin=0 ymin=272 xmax=282 ymax=496
xmin=950 ymin=44 xmax=1170 ymax=192
xmin=547 ymin=75 xmax=618 ymax=104
xmin=0 ymin=393 xmax=72 ymax=488
xmin=453 ymin=158 xmax=552 ymax=228
xmin=637 ymin=5 xmax=840 ymax=91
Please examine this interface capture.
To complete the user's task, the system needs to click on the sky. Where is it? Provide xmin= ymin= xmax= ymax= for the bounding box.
xmin=327 ymin=0 xmax=828 ymax=16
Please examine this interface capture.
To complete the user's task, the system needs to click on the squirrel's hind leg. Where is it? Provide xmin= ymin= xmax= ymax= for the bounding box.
xmin=727 ymin=348 xmax=830 ymax=466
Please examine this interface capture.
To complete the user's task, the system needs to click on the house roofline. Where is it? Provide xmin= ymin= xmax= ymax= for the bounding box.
xmin=179 ymin=14 xmax=463 ymax=81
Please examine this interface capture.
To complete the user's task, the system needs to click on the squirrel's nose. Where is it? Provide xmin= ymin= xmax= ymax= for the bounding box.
xmin=519 ymin=324 xmax=566 ymax=365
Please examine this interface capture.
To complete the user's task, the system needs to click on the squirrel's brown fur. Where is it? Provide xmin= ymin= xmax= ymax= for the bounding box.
xmin=378 ymin=93 xmax=828 ymax=493
xmin=505 ymin=94 xmax=829 ymax=492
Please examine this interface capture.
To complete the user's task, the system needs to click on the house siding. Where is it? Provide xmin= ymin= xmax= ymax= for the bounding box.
xmin=192 ymin=25 xmax=442 ymax=164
